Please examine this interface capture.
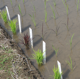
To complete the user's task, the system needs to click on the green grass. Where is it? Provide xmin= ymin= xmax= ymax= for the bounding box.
xmin=32 ymin=49 xmax=44 ymax=65
xmin=69 ymin=34 xmax=74 ymax=51
xmin=49 ymin=4 xmax=55 ymax=20
xmin=50 ymin=66 xmax=62 ymax=79
xmin=0 ymin=10 xmax=7 ymax=23
xmin=29 ymin=14 xmax=36 ymax=27
xmin=18 ymin=4 xmax=22 ymax=15
xmin=52 ymin=45 xmax=59 ymax=56
xmin=77 ymin=0 xmax=79 ymax=11
xmin=66 ymin=57 xmax=73 ymax=70
xmin=8 ymin=20 xmax=17 ymax=34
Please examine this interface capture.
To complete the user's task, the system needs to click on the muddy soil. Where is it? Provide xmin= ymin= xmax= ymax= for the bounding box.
xmin=0 ymin=25 xmax=43 ymax=79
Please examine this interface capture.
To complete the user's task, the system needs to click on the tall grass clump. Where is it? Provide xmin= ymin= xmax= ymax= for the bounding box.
xmin=69 ymin=34 xmax=74 ymax=51
xmin=52 ymin=45 xmax=59 ymax=56
xmin=8 ymin=20 xmax=17 ymax=34
xmin=66 ymin=57 xmax=73 ymax=70
xmin=77 ymin=0 xmax=79 ymax=11
xmin=50 ymin=66 xmax=62 ymax=79
xmin=18 ymin=4 xmax=22 ymax=15
xmin=0 ymin=11 xmax=7 ymax=23
xmin=32 ymin=49 xmax=44 ymax=65
xmin=29 ymin=14 xmax=36 ymax=27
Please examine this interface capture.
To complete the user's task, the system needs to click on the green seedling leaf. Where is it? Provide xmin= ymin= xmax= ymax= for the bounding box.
xmin=8 ymin=20 xmax=17 ymax=34
xmin=50 ymin=65 xmax=62 ymax=79
xmin=18 ymin=4 xmax=22 ymax=15
xmin=53 ymin=0 xmax=56 ymax=7
xmin=29 ymin=14 xmax=36 ymax=27
xmin=52 ymin=45 xmax=59 ymax=56
xmin=0 ymin=10 xmax=7 ymax=23
xmin=44 ymin=0 xmax=47 ymax=23
xmin=49 ymin=4 xmax=55 ymax=19
xmin=10 ymin=0 xmax=13 ymax=5
xmin=69 ymin=34 xmax=74 ymax=51
xmin=66 ymin=57 xmax=73 ymax=70
xmin=32 ymin=49 xmax=44 ymax=65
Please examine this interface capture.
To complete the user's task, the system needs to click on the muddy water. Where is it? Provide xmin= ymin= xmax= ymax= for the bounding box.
xmin=0 ymin=0 xmax=80 ymax=79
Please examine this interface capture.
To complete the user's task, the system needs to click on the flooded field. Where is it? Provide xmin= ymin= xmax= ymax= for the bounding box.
xmin=0 ymin=0 xmax=80 ymax=79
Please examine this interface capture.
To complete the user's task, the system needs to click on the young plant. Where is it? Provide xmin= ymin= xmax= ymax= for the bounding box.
xmin=29 ymin=14 xmax=36 ymax=27
xmin=50 ymin=66 xmax=62 ymax=79
xmin=8 ymin=20 xmax=17 ymax=34
xmin=0 ymin=10 xmax=7 ymax=23
xmin=77 ymin=0 xmax=79 ymax=11
xmin=32 ymin=49 xmax=44 ymax=65
xmin=18 ymin=4 xmax=22 ymax=15
xmin=49 ymin=4 xmax=55 ymax=20
xmin=66 ymin=57 xmax=73 ymax=70
xmin=21 ymin=34 xmax=30 ymax=49
xmin=52 ymin=45 xmax=59 ymax=56
xmin=69 ymin=34 xmax=74 ymax=51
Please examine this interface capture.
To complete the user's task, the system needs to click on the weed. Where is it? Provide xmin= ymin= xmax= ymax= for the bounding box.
xmin=66 ymin=57 xmax=73 ymax=70
xmin=18 ymin=4 xmax=22 ymax=15
xmin=49 ymin=4 xmax=55 ymax=20
xmin=29 ymin=14 xmax=36 ymax=27
xmin=52 ymin=45 xmax=59 ymax=56
xmin=8 ymin=20 xmax=17 ymax=34
xmin=21 ymin=34 xmax=30 ymax=49
xmin=77 ymin=0 xmax=79 ymax=11
xmin=69 ymin=34 xmax=74 ymax=51
xmin=32 ymin=49 xmax=44 ymax=65
xmin=50 ymin=66 xmax=62 ymax=79
xmin=0 ymin=10 xmax=7 ymax=23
